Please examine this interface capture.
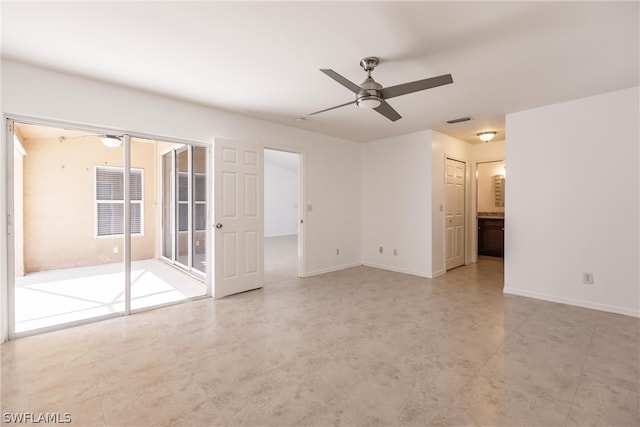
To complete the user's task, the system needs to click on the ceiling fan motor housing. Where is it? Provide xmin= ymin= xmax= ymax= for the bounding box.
xmin=357 ymin=76 xmax=383 ymax=108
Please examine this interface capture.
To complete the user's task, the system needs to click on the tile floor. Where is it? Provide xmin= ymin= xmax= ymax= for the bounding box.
xmin=14 ymin=259 xmax=205 ymax=333
xmin=1 ymin=255 xmax=639 ymax=426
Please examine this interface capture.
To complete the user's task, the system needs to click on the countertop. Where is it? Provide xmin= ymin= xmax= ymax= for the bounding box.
xmin=477 ymin=212 xmax=504 ymax=219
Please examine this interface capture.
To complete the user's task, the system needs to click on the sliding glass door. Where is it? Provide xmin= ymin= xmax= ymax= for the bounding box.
xmin=8 ymin=121 xmax=126 ymax=335
xmin=161 ymin=145 xmax=208 ymax=278
xmin=7 ymin=118 xmax=210 ymax=338
xmin=129 ymin=139 xmax=208 ymax=311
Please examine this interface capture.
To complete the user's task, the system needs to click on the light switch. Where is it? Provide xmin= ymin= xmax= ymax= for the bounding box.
xmin=307 ymin=204 xmax=313 ymax=212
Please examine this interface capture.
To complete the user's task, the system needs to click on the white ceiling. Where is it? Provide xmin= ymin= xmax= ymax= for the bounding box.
xmin=2 ymin=1 xmax=638 ymax=143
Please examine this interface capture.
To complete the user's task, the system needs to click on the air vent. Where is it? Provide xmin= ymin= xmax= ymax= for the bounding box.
xmin=446 ymin=117 xmax=471 ymax=124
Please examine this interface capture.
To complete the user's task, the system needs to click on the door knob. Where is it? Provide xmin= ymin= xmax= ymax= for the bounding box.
xmin=215 ymin=223 xmax=223 ymax=229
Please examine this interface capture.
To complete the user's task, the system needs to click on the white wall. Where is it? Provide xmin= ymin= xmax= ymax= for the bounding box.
xmin=264 ymin=150 xmax=298 ymax=237
xmin=362 ymin=129 xmax=474 ymax=278
xmin=471 ymin=139 xmax=506 ymax=164
xmin=362 ymin=131 xmax=433 ymax=277
xmin=505 ymin=87 xmax=639 ymax=317
xmin=0 ymin=60 xmax=364 ymax=339
xmin=430 ymin=130 xmax=473 ymax=275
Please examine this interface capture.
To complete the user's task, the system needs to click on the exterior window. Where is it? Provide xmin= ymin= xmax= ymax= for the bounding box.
xmin=95 ymin=167 xmax=143 ymax=237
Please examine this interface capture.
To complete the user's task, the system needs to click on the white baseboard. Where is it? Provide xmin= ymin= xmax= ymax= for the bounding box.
xmin=304 ymin=262 xmax=362 ymax=277
xmin=430 ymin=269 xmax=446 ymax=278
xmin=503 ymin=286 xmax=640 ymax=318
xmin=362 ymin=262 xmax=438 ymax=279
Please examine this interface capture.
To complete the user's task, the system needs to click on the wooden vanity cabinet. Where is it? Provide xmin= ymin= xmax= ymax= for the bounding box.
xmin=478 ymin=218 xmax=504 ymax=257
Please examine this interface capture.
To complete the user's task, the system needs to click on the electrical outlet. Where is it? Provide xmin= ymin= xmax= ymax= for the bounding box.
xmin=583 ymin=272 xmax=594 ymax=284
xmin=379 ymin=246 xmax=383 ymax=254
xmin=393 ymin=249 xmax=398 ymax=256
xmin=113 ymin=247 xmax=119 ymax=254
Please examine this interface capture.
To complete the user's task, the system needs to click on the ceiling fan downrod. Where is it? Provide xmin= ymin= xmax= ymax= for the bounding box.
xmin=357 ymin=57 xmax=383 ymax=108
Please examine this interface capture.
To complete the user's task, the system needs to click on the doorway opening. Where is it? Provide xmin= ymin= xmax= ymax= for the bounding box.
xmin=6 ymin=119 xmax=209 ymax=338
xmin=476 ymin=160 xmax=505 ymax=260
xmin=264 ymin=148 xmax=302 ymax=284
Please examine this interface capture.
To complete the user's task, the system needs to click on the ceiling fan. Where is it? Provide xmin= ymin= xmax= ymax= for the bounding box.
xmin=310 ymin=57 xmax=453 ymax=122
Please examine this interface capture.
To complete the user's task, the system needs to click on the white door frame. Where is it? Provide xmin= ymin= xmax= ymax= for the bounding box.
xmin=5 ymin=119 xmax=16 ymax=341
xmin=263 ymin=145 xmax=306 ymax=278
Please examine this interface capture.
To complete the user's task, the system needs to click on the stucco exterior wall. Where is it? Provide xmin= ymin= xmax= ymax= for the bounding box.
xmin=22 ymin=137 xmax=157 ymax=273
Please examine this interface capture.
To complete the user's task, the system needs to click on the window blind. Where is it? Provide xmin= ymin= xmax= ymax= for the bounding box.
xmin=96 ymin=167 xmax=143 ymax=237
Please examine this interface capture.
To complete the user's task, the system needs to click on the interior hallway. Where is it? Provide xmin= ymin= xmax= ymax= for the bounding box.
xmin=1 ymin=258 xmax=638 ymax=426
xmin=264 ymin=234 xmax=298 ymax=286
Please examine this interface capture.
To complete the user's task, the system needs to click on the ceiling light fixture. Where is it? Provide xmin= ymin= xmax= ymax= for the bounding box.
xmin=356 ymin=94 xmax=382 ymax=109
xmin=477 ymin=131 xmax=497 ymax=142
xmin=101 ymin=135 xmax=122 ymax=148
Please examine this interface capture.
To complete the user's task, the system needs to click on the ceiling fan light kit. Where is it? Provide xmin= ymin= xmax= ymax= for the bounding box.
xmin=477 ymin=131 xmax=497 ymax=142
xmin=356 ymin=95 xmax=382 ymax=109
xmin=310 ymin=56 xmax=453 ymax=122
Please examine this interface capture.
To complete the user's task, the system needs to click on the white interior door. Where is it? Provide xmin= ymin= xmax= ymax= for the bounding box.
xmin=446 ymin=158 xmax=465 ymax=270
xmin=214 ymin=138 xmax=264 ymax=298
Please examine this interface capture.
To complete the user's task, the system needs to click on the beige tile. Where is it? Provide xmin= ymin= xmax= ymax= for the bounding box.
xmin=1 ymin=395 xmax=105 ymax=427
xmin=473 ymin=348 xmax=583 ymax=403
xmin=568 ymin=375 xmax=640 ymax=427
xmin=2 ymin=360 xmax=100 ymax=410
xmin=208 ymin=369 xmax=325 ymax=426
xmin=66 ymin=396 xmax=106 ymax=427
xmin=99 ymin=368 xmax=211 ymax=427
xmin=295 ymin=402 xmax=387 ymax=427
xmin=582 ymin=353 xmax=639 ymax=394
xmin=90 ymin=344 xmax=183 ymax=394
xmin=3 ymin=257 xmax=638 ymax=427
xmin=381 ymin=349 xmax=478 ymax=399
xmin=319 ymin=372 xmax=444 ymax=425
xmin=155 ymin=400 xmax=228 ymax=427
xmin=454 ymin=377 xmax=572 ymax=426
xmin=428 ymin=406 xmax=478 ymax=427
